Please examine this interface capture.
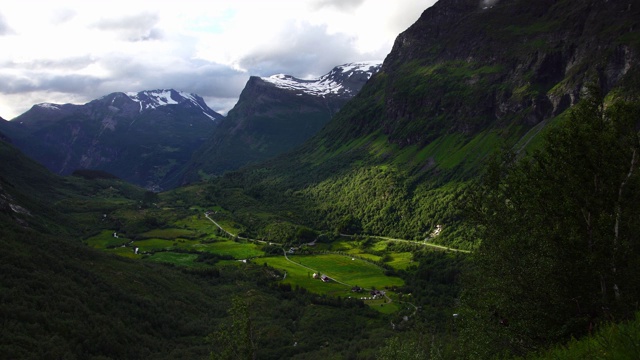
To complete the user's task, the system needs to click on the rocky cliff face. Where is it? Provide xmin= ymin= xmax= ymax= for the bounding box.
xmin=1 ymin=90 xmax=222 ymax=190
xmin=177 ymin=62 xmax=381 ymax=185
xmin=342 ymin=0 xmax=640 ymax=147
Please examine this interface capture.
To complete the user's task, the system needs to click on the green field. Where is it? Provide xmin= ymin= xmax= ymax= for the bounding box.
xmin=255 ymin=254 xmax=404 ymax=295
xmin=387 ymin=252 xmax=414 ymax=270
xmin=104 ymin=246 xmax=140 ymax=259
xmin=186 ymin=240 xmax=264 ymax=259
xmin=253 ymin=256 xmax=350 ymax=295
xmin=329 ymin=240 xmax=415 ymax=270
xmin=291 ymin=254 xmax=403 ymax=289
xmin=139 ymin=228 xmax=198 ymax=239
xmin=144 ymin=252 xmax=205 ymax=267
xmin=85 ymin=230 xmax=130 ymax=249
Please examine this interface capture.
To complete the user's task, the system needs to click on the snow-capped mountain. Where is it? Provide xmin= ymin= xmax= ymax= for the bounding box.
xmin=1 ymin=89 xmax=223 ymax=190
xmin=176 ymin=62 xmax=382 ymax=186
xmin=124 ymin=89 xmax=223 ymax=121
xmin=261 ymin=61 xmax=382 ymax=97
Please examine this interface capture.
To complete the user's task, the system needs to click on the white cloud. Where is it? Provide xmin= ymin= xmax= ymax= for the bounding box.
xmin=0 ymin=0 xmax=436 ymax=119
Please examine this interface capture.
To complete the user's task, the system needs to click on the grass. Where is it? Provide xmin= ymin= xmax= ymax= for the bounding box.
xmin=104 ymin=246 xmax=140 ymax=259
xmin=174 ymin=214 xmax=221 ymax=232
xmin=144 ymin=252 xmax=205 ymax=268
xmin=361 ymin=299 xmax=400 ymax=314
xmin=85 ymin=230 xmax=130 ymax=249
xmin=529 ymin=313 xmax=640 ymax=359
xmin=253 ymin=256 xmax=351 ymax=296
xmin=387 ymin=252 xmax=414 ymax=270
xmin=133 ymin=238 xmax=177 ymax=252
xmin=185 ymin=239 xmax=264 ymax=259
xmin=258 ymin=254 xmax=403 ymax=291
xmin=139 ymin=228 xmax=198 ymax=239
xmin=290 ymin=254 xmax=403 ymax=289
xmin=255 ymin=253 xmax=405 ymax=313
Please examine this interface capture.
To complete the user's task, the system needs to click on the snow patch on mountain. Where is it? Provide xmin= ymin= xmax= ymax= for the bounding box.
xmin=126 ymin=90 xmax=185 ymax=111
xmin=36 ymin=103 xmax=62 ymax=110
xmin=261 ymin=61 xmax=382 ymax=97
xmin=125 ymin=89 xmax=221 ymax=121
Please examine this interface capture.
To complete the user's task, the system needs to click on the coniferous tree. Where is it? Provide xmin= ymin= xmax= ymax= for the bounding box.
xmin=460 ymin=88 xmax=640 ymax=358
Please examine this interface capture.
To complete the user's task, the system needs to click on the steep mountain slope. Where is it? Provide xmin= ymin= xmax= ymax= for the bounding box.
xmin=176 ymin=62 xmax=381 ymax=186
xmin=0 ymin=116 xmax=10 ymax=142
xmin=0 ymin=90 xmax=223 ymax=190
xmin=203 ymin=0 xmax=640 ymax=247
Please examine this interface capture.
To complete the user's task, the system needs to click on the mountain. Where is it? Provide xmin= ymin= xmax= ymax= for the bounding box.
xmin=175 ymin=62 xmax=381 ymax=186
xmin=0 ymin=116 xmax=10 ymax=142
xmin=0 ymin=89 xmax=223 ymax=190
xmin=202 ymin=0 xmax=640 ymax=246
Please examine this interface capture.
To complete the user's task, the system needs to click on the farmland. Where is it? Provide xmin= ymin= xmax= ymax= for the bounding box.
xmin=83 ymin=209 xmax=458 ymax=314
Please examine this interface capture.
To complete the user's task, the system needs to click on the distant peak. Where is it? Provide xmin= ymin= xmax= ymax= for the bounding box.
xmin=124 ymin=89 xmax=222 ymax=120
xmin=35 ymin=103 xmax=62 ymax=110
xmin=261 ymin=61 xmax=382 ymax=97
xmin=126 ymin=89 xmax=188 ymax=109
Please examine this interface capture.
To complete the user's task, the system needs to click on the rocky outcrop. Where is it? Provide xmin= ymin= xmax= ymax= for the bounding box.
xmin=374 ymin=0 xmax=640 ymax=146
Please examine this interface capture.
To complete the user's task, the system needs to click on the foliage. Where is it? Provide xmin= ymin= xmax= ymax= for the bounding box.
xmin=529 ymin=312 xmax=640 ymax=359
xmin=460 ymin=89 xmax=640 ymax=358
xmin=210 ymin=296 xmax=257 ymax=360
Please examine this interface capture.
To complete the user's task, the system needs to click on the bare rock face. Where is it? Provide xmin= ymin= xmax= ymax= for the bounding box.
xmin=364 ymin=0 xmax=640 ymax=147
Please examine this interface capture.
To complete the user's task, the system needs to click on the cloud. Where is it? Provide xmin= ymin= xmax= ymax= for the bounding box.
xmin=6 ymin=56 xmax=95 ymax=71
xmin=50 ymin=8 xmax=76 ymax=24
xmin=0 ymin=72 xmax=102 ymax=94
xmin=92 ymin=12 xmax=163 ymax=41
xmin=313 ymin=0 xmax=365 ymax=11
xmin=0 ymin=13 xmax=14 ymax=35
xmin=237 ymin=22 xmax=370 ymax=78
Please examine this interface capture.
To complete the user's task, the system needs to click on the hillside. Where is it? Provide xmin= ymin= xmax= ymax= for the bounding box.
xmin=176 ymin=62 xmax=381 ymax=186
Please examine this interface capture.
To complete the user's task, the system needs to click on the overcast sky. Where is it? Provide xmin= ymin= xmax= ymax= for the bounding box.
xmin=0 ymin=0 xmax=435 ymax=119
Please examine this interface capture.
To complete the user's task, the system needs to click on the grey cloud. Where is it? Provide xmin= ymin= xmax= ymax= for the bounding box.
xmin=313 ymin=0 xmax=365 ymax=11
xmin=89 ymin=55 xmax=249 ymax=103
xmin=92 ymin=12 xmax=163 ymax=41
xmin=8 ymin=56 xmax=96 ymax=71
xmin=40 ymin=74 xmax=104 ymax=94
xmin=0 ymin=72 xmax=102 ymax=94
xmin=388 ymin=1 xmax=435 ymax=35
xmin=51 ymin=8 xmax=76 ymax=24
xmin=0 ymin=13 xmax=15 ymax=35
xmin=238 ymin=23 xmax=379 ymax=79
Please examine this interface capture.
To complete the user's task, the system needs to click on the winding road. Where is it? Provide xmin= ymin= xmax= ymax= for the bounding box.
xmin=204 ymin=213 xmax=279 ymax=245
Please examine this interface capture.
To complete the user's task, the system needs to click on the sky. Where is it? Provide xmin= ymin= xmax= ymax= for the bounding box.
xmin=0 ymin=0 xmax=436 ymax=120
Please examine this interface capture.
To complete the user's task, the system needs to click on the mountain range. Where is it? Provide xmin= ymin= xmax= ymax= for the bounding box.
xmin=0 ymin=62 xmax=381 ymax=190
xmin=0 ymin=90 xmax=223 ymax=190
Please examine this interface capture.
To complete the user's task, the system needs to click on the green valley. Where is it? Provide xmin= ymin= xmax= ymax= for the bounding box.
xmin=2 ymin=0 xmax=640 ymax=359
